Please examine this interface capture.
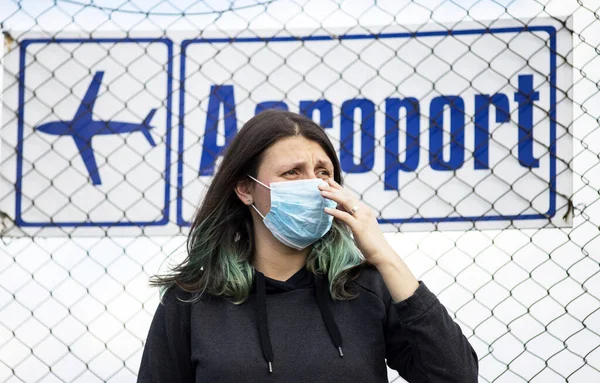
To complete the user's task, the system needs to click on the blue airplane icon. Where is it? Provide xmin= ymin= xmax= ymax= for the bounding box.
xmin=36 ymin=71 xmax=157 ymax=185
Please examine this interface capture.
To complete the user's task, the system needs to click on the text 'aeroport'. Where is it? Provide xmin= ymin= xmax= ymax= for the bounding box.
xmin=198 ymin=74 xmax=542 ymax=190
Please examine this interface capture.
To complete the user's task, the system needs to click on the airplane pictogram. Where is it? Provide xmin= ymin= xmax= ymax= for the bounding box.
xmin=36 ymin=71 xmax=157 ymax=185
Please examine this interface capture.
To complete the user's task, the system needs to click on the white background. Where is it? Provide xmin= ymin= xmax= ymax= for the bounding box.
xmin=1 ymin=20 xmax=573 ymax=234
xmin=0 ymin=1 xmax=599 ymax=383
xmin=179 ymin=22 xmax=572 ymax=231
xmin=2 ymin=39 xmax=171 ymax=227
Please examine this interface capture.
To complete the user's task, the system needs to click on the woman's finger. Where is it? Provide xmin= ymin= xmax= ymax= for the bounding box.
xmin=324 ymin=206 xmax=355 ymax=226
xmin=327 ymin=178 xmax=344 ymax=190
xmin=318 ymin=183 xmax=335 ymax=192
xmin=320 ymin=189 xmax=355 ymax=210
xmin=320 ymin=179 xmax=364 ymax=215
xmin=319 ymin=182 xmax=338 ymax=193
xmin=321 ymin=191 xmax=365 ymax=219
xmin=320 ymin=189 xmax=343 ymax=204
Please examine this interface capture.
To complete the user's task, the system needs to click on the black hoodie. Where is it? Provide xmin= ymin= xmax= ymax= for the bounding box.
xmin=137 ymin=266 xmax=478 ymax=382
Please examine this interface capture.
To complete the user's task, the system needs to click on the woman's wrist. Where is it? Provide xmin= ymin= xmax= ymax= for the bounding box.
xmin=372 ymin=250 xmax=420 ymax=302
xmin=366 ymin=243 xmax=399 ymax=268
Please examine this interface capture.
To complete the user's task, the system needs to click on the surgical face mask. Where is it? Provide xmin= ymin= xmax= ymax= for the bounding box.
xmin=247 ymin=175 xmax=338 ymax=250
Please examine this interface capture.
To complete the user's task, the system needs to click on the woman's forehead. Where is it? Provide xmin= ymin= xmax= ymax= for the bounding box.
xmin=261 ymin=136 xmax=333 ymax=166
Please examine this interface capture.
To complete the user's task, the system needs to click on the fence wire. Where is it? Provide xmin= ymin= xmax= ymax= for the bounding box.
xmin=0 ymin=0 xmax=599 ymax=382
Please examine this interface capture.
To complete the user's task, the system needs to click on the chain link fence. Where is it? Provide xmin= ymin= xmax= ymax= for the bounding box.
xmin=0 ymin=0 xmax=599 ymax=382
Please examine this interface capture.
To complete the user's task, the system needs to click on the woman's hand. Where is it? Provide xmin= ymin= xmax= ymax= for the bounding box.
xmin=319 ymin=178 xmax=419 ymax=302
xmin=318 ymin=178 xmax=394 ymax=267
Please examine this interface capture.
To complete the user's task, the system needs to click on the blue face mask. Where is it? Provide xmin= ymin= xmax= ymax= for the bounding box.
xmin=247 ymin=175 xmax=338 ymax=250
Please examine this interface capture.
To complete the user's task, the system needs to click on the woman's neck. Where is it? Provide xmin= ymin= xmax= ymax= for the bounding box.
xmin=252 ymin=227 xmax=309 ymax=281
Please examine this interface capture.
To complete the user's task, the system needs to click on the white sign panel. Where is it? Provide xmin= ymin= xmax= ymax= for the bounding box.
xmin=1 ymin=36 xmax=173 ymax=236
xmin=0 ymin=19 xmax=572 ymax=236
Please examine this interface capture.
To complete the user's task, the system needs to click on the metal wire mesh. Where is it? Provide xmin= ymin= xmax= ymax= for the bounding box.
xmin=0 ymin=0 xmax=599 ymax=382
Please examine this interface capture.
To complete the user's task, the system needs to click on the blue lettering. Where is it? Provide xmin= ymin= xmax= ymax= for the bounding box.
xmin=199 ymin=85 xmax=238 ymax=176
xmin=429 ymin=96 xmax=465 ymax=171
xmin=384 ymin=98 xmax=420 ymax=190
xmin=474 ymin=94 xmax=510 ymax=169
xmin=300 ymin=100 xmax=333 ymax=128
xmin=196 ymin=77 xmax=536 ymax=182
xmin=340 ymin=99 xmax=375 ymax=173
xmin=255 ymin=101 xmax=288 ymax=114
xmin=514 ymin=74 xmax=540 ymax=167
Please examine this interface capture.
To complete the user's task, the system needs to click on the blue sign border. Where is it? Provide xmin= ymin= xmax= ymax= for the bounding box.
xmin=16 ymin=38 xmax=174 ymax=227
xmin=175 ymin=26 xmax=558 ymax=225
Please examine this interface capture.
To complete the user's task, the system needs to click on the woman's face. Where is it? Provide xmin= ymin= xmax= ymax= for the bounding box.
xmin=252 ymin=135 xmax=335 ymax=214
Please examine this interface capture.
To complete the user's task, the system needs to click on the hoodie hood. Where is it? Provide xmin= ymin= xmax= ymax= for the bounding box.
xmin=262 ymin=266 xmax=314 ymax=293
xmin=252 ymin=267 xmax=344 ymax=374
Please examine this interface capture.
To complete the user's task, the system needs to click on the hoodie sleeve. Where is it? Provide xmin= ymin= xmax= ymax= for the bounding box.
xmin=384 ymin=281 xmax=479 ymax=382
xmin=137 ymin=286 xmax=194 ymax=383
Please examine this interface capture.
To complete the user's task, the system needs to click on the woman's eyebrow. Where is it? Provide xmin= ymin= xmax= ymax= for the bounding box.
xmin=275 ymin=159 xmax=332 ymax=171
xmin=275 ymin=160 xmax=305 ymax=171
xmin=315 ymin=159 xmax=333 ymax=168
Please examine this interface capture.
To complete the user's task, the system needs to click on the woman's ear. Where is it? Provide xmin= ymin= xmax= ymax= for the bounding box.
xmin=235 ymin=179 xmax=254 ymax=206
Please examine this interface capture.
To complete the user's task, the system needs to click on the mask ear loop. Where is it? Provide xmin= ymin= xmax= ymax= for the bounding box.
xmin=247 ymin=175 xmax=270 ymax=219
xmin=251 ymin=204 xmax=266 ymax=220
xmin=247 ymin=175 xmax=271 ymax=190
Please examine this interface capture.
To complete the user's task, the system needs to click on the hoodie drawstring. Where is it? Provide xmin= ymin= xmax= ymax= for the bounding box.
xmin=255 ymin=271 xmax=274 ymax=373
xmin=254 ymin=270 xmax=344 ymax=374
xmin=314 ymin=274 xmax=344 ymax=357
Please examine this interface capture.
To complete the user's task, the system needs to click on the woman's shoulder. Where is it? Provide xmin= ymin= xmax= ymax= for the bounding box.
xmin=159 ymin=283 xmax=229 ymax=307
xmin=158 ymin=283 xmax=198 ymax=308
xmin=350 ymin=264 xmax=390 ymax=302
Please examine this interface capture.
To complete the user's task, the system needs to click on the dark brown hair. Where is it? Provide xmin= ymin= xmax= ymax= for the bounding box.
xmin=151 ymin=109 xmax=363 ymax=302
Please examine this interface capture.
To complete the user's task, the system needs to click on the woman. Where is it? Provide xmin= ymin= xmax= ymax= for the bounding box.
xmin=138 ymin=110 xmax=478 ymax=382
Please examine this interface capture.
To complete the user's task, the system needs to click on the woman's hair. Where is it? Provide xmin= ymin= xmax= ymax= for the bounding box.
xmin=150 ymin=109 xmax=365 ymax=303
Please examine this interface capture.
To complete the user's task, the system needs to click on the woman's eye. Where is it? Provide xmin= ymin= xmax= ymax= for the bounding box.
xmin=284 ymin=170 xmax=298 ymax=176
